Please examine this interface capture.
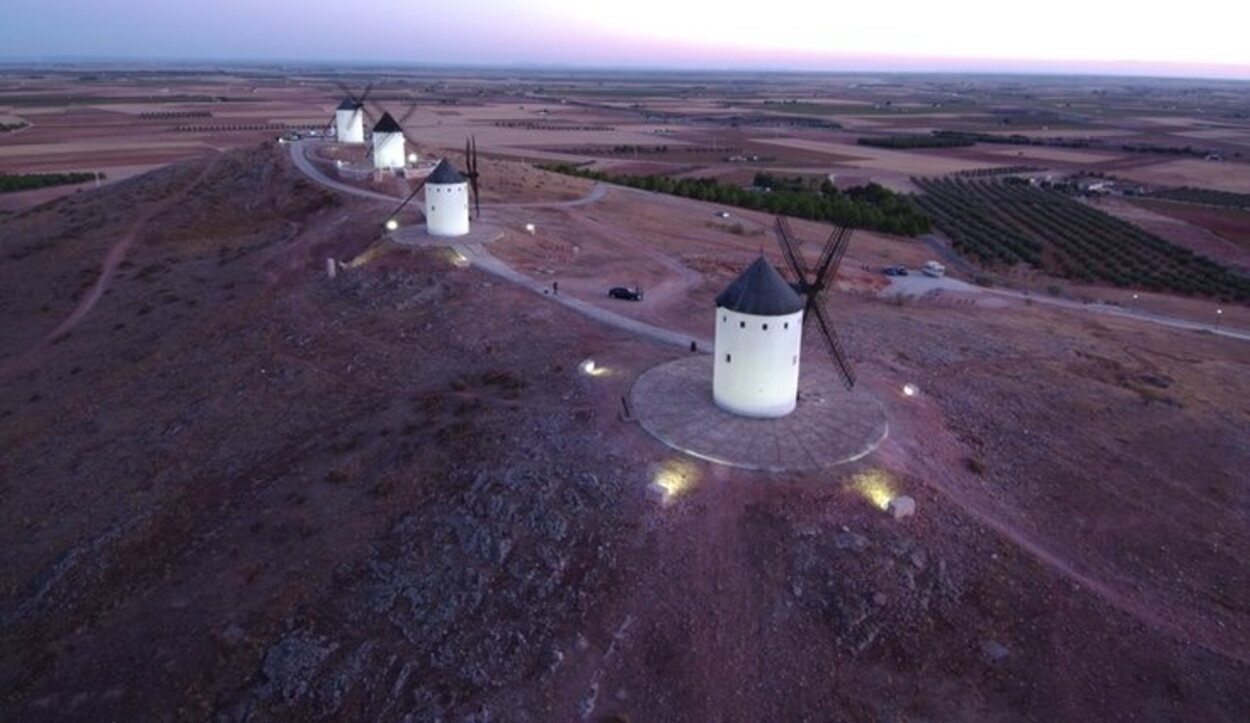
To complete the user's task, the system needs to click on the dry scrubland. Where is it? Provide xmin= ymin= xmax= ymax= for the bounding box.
xmin=1 ymin=69 xmax=1249 ymax=721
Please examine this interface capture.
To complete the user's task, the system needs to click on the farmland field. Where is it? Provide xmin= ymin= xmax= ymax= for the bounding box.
xmin=912 ymin=177 xmax=1250 ymax=300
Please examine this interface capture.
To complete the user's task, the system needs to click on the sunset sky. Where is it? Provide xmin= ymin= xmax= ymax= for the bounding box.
xmin=2 ymin=0 xmax=1247 ymax=79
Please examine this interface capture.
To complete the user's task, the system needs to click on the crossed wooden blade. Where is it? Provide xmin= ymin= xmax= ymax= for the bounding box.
xmin=464 ymin=136 xmax=480 ymax=219
xmin=775 ymin=216 xmax=857 ymax=390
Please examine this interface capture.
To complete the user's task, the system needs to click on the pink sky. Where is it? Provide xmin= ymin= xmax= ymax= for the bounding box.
xmin=2 ymin=0 xmax=1247 ymax=80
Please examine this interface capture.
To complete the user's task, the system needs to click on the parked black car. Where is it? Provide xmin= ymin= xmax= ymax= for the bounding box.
xmin=883 ymin=266 xmax=909 ymax=277
xmin=608 ymin=286 xmax=644 ymax=301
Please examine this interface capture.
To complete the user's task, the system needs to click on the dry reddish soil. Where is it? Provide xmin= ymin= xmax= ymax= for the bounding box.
xmin=2 ymin=141 xmax=1248 ymax=722
xmin=1128 ymin=198 xmax=1250 ymax=248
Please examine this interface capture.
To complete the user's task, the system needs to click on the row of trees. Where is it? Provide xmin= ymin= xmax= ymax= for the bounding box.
xmin=542 ymin=164 xmax=931 ymax=236
xmin=139 ymin=110 xmax=212 ymax=119
xmin=1151 ymin=186 xmax=1250 ymax=209
xmin=932 ymin=131 xmax=1228 ymax=159
xmin=0 ymin=172 xmax=98 ymax=193
xmin=913 ymin=177 xmax=1249 ymax=301
xmin=856 ymin=135 xmax=975 ymax=150
xmin=953 ymin=165 xmax=1042 ymax=178
xmin=174 ymin=123 xmax=295 ymax=132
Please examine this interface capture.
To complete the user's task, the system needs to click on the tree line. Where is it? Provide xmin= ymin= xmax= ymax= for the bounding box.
xmin=932 ymin=131 xmax=1232 ymax=159
xmin=0 ymin=172 xmax=99 ymax=193
xmin=857 ymin=135 xmax=975 ymax=149
xmin=1150 ymin=186 xmax=1250 ymax=209
xmin=540 ymin=164 xmax=931 ymax=236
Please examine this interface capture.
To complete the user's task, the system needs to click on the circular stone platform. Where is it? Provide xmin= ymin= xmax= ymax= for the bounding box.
xmin=631 ymin=355 xmax=888 ymax=472
xmin=389 ymin=222 xmax=502 ymax=248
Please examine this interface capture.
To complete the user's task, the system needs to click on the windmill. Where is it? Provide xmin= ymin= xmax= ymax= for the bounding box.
xmin=774 ymin=216 xmax=856 ymax=390
xmin=383 ymin=136 xmax=481 ymax=236
xmin=334 ymin=80 xmax=419 ymax=166
xmin=332 ymin=81 xmax=372 ymax=144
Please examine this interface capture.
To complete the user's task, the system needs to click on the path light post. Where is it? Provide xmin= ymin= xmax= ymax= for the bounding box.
xmin=1216 ymin=308 xmax=1223 ymax=328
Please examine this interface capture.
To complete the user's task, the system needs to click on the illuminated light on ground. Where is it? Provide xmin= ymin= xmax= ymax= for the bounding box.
xmin=346 ymin=244 xmax=386 ymax=269
xmin=902 ymin=383 xmax=919 ymax=397
xmin=385 ymin=219 xmax=399 ymax=232
xmin=408 ymin=153 xmax=418 ymax=164
xmin=852 ymin=470 xmax=896 ymax=511
xmin=652 ymin=459 xmax=698 ymax=506
xmin=335 ymin=160 xmax=344 ymax=168
xmin=524 ymin=223 xmax=536 ymax=235
xmin=579 ymin=359 xmax=609 ymax=377
xmin=450 ymin=250 xmax=471 ymax=268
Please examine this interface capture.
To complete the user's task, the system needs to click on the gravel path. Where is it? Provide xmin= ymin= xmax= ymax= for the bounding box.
xmin=881 ymin=274 xmax=1250 ymax=342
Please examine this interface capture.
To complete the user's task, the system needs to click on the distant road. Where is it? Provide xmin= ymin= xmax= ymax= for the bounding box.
xmin=882 ymin=274 xmax=1250 ymax=342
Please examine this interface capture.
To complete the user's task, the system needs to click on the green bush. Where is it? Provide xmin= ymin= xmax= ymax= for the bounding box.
xmin=541 ymin=164 xmax=931 ymax=236
xmin=0 ymin=171 xmax=99 ymax=193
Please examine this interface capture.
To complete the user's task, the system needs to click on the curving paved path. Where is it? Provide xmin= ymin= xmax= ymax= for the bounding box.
xmin=291 ymin=140 xmax=705 ymax=351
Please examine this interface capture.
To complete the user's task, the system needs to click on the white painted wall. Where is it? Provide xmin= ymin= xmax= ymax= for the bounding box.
xmin=425 ymin=182 xmax=470 ymax=237
xmin=372 ymin=131 xmax=406 ymax=170
xmin=713 ymin=306 xmax=804 ymax=418
xmin=335 ymin=109 xmax=364 ymax=144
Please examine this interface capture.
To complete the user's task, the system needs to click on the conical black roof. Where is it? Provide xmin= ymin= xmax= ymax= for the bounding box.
xmin=337 ymin=98 xmax=362 ymax=111
xmin=426 ymin=158 xmax=464 ymax=185
xmin=373 ymin=111 xmax=403 ymax=133
xmin=715 ymin=255 xmax=804 ymax=316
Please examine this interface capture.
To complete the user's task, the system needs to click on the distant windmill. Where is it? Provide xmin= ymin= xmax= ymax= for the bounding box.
xmin=332 ymin=81 xmax=372 ymax=144
xmin=335 ymin=80 xmax=419 ymax=169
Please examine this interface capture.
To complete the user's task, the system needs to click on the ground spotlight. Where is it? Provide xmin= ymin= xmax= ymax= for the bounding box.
xmin=652 ymin=459 xmax=698 ymax=506
xmin=902 ymin=383 xmax=919 ymax=397
xmin=385 ymin=219 xmax=399 ymax=232
xmin=579 ymin=359 xmax=608 ymax=377
xmin=851 ymin=470 xmax=895 ymax=511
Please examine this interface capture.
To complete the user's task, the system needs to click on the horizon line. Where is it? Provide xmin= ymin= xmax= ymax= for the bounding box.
xmin=0 ymin=55 xmax=1248 ymax=84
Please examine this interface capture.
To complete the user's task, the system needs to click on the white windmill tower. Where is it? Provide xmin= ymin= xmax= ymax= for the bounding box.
xmin=424 ymin=138 xmax=481 ymax=238
xmin=371 ymin=112 xmax=407 ymax=171
xmin=713 ymin=219 xmax=857 ymax=419
xmin=713 ymin=256 xmax=807 ymax=418
xmin=334 ymin=98 xmax=365 ymax=144
xmin=423 ymin=159 xmax=470 ymax=236
xmin=380 ymin=137 xmax=482 ymax=238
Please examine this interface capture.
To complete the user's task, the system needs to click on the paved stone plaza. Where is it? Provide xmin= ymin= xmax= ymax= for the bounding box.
xmin=631 ymin=355 xmax=888 ymax=472
xmin=390 ymin=222 xmax=502 ymax=248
